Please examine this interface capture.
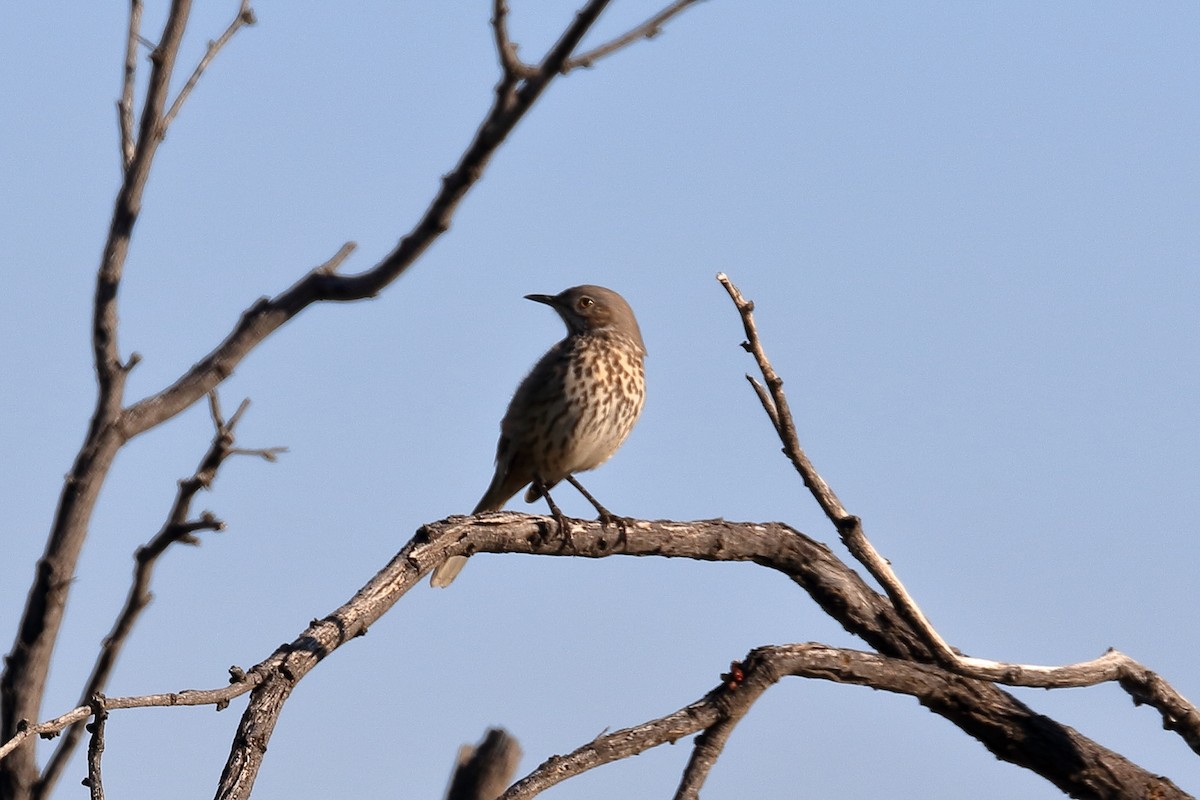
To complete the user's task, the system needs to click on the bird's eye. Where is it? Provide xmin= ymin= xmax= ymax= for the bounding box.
xmin=577 ymin=296 xmax=594 ymax=310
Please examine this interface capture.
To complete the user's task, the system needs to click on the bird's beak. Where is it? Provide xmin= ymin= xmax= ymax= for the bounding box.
xmin=524 ymin=293 xmax=557 ymax=308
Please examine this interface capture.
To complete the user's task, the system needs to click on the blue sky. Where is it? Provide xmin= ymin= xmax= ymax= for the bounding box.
xmin=2 ymin=2 xmax=1198 ymax=798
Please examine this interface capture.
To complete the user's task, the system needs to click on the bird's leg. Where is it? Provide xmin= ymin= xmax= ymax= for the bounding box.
xmin=532 ymin=476 xmax=573 ymax=547
xmin=565 ymin=475 xmax=630 ymax=548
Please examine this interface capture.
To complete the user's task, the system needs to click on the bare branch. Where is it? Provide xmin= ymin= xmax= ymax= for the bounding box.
xmin=200 ymin=513 xmax=890 ymax=799
xmin=4 ymin=516 xmax=1181 ymax=798
xmin=311 ymin=241 xmax=357 ymax=276
xmin=744 ymin=374 xmax=779 ymax=430
xmin=502 ymin=643 xmax=1189 ymax=800
xmin=503 ymin=700 xmax=711 ymax=800
xmin=492 ymin=0 xmax=537 ymax=88
xmin=840 ymin=515 xmax=1200 ymax=752
xmin=117 ymin=0 xmax=143 ymax=170
xmin=0 ymin=666 xmax=261 ymax=763
xmin=82 ymin=698 xmax=106 ymax=800
xmin=717 ymin=272 xmax=849 ymax=522
xmin=161 ymin=1 xmax=256 ymax=131
xmin=120 ymin=2 xmax=634 ymax=441
xmin=3 ymin=4 xmax=710 ymax=794
xmin=445 ymin=728 xmax=522 ymax=800
xmin=566 ymin=0 xmax=706 ymax=71
xmin=1 ymin=4 xmax=197 ymax=793
xmin=35 ymin=393 xmax=281 ymax=796
xmin=673 ymin=682 xmax=743 ymax=800
xmin=718 ymin=272 xmax=1200 ymax=756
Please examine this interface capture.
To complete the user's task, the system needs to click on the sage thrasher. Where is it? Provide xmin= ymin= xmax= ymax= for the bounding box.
xmin=430 ymin=285 xmax=646 ymax=587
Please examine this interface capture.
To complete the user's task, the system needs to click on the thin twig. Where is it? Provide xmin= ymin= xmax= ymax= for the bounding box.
xmin=115 ymin=0 xmax=710 ymax=444
xmin=717 ymin=272 xmax=1200 ymax=755
xmin=491 ymin=0 xmax=537 ymax=86
xmin=161 ymin=0 xmax=256 ymax=131
xmin=717 ymin=272 xmax=848 ymax=521
xmin=35 ymin=392 xmax=283 ymax=795
xmin=118 ymin=0 xmax=144 ymax=169
xmin=82 ymin=698 xmax=106 ymax=800
xmin=0 ymin=665 xmax=261 ymax=762
xmin=566 ymin=0 xmax=706 ymax=70
xmin=312 ymin=241 xmax=357 ymax=276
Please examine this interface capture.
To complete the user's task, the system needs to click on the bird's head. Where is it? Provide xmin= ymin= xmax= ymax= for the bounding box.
xmin=525 ymin=285 xmax=645 ymax=353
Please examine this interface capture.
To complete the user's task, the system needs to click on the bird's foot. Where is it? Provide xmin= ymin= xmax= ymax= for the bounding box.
xmin=534 ymin=479 xmax=575 ymax=550
xmin=553 ymin=510 xmax=575 ymax=549
xmin=596 ymin=508 xmax=632 ymax=549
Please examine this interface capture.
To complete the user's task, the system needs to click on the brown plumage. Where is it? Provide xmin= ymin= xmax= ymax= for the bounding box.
xmin=431 ymin=285 xmax=646 ymax=587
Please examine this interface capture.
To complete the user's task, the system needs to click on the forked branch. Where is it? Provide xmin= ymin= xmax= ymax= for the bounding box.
xmin=117 ymin=0 xmax=144 ymax=169
xmin=118 ymin=0 xmax=716 ymax=441
xmin=162 ymin=0 xmax=256 ymax=130
xmin=35 ymin=393 xmax=283 ymax=795
xmin=500 ymin=643 xmax=1187 ymax=800
xmin=567 ymin=0 xmax=706 ymax=70
xmin=3 ymin=4 xmax=709 ymax=795
xmin=717 ymin=272 xmax=1200 ymax=755
xmin=492 ymin=0 xmax=538 ymax=88
xmin=1 ymin=4 xmax=203 ymax=794
xmin=2 ymin=516 xmax=1179 ymax=799
xmin=0 ymin=667 xmax=262 ymax=763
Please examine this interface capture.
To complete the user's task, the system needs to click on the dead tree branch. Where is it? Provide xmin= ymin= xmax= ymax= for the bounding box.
xmin=113 ymin=0 xmax=696 ymax=440
xmin=0 ymin=2 xmax=199 ymax=795
xmin=35 ymin=393 xmax=282 ymax=796
xmin=81 ymin=698 xmax=106 ymax=800
xmin=445 ymin=728 xmax=522 ymax=800
xmin=717 ymin=272 xmax=1200 ymax=753
xmin=566 ymin=0 xmax=706 ymax=70
xmin=1 ymin=3 xmax=709 ymax=796
xmin=3 ymin=516 xmax=1182 ymax=798
xmin=503 ymin=643 xmax=1190 ymax=800
xmin=161 ymin=1 xmax=255 ymax=130
xmin=117 ymin=0 xmax=144 ymax=169
xmin=492 ymin=0 xmax=538 ymax=88
xmin=0 ymin=665 xmax=261 ymax=764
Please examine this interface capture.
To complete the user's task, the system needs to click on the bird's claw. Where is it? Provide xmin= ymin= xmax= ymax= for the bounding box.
xmin=597 ymin=509 xmax=631 ymax=549
xmin=553 ymin=511 xmax=575 ymax=548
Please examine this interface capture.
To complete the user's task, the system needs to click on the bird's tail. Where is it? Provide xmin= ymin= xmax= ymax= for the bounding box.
xmin=429 ymin=555 xmax=468 ymax=588
xmin=429 ymin=471 xmax=526 ymax=588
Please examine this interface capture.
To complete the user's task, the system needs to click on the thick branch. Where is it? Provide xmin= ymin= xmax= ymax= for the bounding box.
xmin=502 ymin=643 xmax=1189 ymax=800
xmin=445 ymin=728 xmax=522 ymax=800
xmin=3 ymin=517 xmax=1180 ymax=798
xmin=673 ymin=662 xmax=744 ymax=800
xmin=839 ymin=518 xmax=1200 ymax=752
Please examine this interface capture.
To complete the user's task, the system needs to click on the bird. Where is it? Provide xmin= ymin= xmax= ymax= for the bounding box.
xmin=430 ymin=285 xmax=646 ymax=587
